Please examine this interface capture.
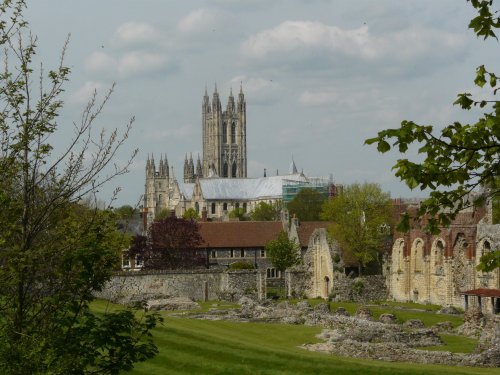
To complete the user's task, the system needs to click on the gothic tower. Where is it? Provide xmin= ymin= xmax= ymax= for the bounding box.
xmin=202 ymin=84 xmax=247 ymax=178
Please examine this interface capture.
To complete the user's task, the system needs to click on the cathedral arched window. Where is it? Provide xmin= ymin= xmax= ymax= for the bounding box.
xmin=223 ymin=122 xmax=228 ymax=143
xmin=223 ymin=162 xmax=228 ymax=177
xmin=231 ymin=162 xmax=237 ymax=178
xmin=231 ymin=122 xmax=236 ymax=143
xmin=195 ymin=202 xmax=199 ymax=213
xmin=223 ymin=202 xmax=228 ymax=211
xmin=211 ymin=202 xmax=216 ymax=214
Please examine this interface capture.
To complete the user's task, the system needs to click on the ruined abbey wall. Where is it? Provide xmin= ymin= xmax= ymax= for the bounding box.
xmin=96 ymin=269 xmax=266 ymax=303
xmin=387 ymin=221 xmax=500 ymax=310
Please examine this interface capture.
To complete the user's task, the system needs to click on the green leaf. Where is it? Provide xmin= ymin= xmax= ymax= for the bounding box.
xmin=377 ymin=140 xmax=391 ymax=153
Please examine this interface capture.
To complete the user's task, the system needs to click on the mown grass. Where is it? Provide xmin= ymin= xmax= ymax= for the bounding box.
xmin=125 ymin=317 xmax=495 ymax=375
xmin=89 ymin=300 xmax=491 ymax=374
xmin=424 ymin=335 xmax=478 ymax=353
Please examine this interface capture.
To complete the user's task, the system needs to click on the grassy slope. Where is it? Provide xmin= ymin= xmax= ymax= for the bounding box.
xmin=90 ymin=301 xmax=495 ymax=375
xmin=126 ymin=317 xmax=496 ymax=375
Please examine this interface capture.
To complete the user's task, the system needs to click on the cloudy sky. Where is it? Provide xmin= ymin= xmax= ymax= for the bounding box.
xmin=24 ymin=0 xmax=499 ymax=207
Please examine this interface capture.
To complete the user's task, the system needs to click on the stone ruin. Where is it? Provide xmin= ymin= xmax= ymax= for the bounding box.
xmin=184 ymin=296 xmax=500 ymax=368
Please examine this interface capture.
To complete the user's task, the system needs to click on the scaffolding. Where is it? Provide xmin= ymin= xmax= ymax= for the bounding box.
xmin=282 ymin=177 xmax=339 ymax=205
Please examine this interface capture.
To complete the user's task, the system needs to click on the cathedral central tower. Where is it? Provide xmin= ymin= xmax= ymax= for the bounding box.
xmin=202 ymin=84 xmax=247 ymax=178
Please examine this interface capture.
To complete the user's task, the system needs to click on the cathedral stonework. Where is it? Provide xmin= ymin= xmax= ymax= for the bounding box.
xmin=202 ymin=85 xmax=247 ymax=179
xmin=144 ymin=85 xmax=308 ymax=224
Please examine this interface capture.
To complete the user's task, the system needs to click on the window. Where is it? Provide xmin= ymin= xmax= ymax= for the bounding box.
xmin=266 ymin=268 xmax=281 ymax=279
xmin=135 ymin=255 xmax=144 ymax=268
xmin=122 ymin=253 xmax=130 ymax=268
xmin=235 ymin=202 xmax=240 ymax=209
xmin=240 ymin=249 xmax=245 ymax=258
xmin=260 ymin=249 xmax=265 ymax=258
xmin=195 ymin=202 xmax=200 ymax=213
xmin=223 ymin=122 xmax=228 ymax=143
xmin=211 ymin=202 xmax=216 ymax=214
xmin=231 ymin=162 xmax=237 ymax=178
xmin=211 ymin=251 xmax=217 ymax=258
xmin=223 ymin=162 xmax=228 ymax=177
xmin=231 ymin=122 xmax=236 ymax=143
xmin=243 ymin=203 xmax=247 ymax=212
xmin=223 ymin=202 xmax=228 ymax=211
xmin=230 ymin=249 xmax=235 ymax=258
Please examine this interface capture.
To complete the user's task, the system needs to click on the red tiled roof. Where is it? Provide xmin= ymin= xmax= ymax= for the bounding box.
xmin=198 ymin=221 xmax=283 ymax=248
xmin=460 ymin=288 xmax=500 ymax=298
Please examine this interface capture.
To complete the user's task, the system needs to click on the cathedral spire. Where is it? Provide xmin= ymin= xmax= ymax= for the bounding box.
xmin=227 ymin=86 xmax=235 ymax=112
xmin=196 ymin=154 xmax=202 ymax=178
xmin=212 ymin=83 xmax=221 ymax=112
xmin=290 ymin=155 xmax=298 ymax=174
xmin=203 ymin=85 xmax=210 ymax=113
xmin=146 ymin=154 xmax=151 ymax=177
xmin=237 ymin=83 xmax=245 ymax=112
xmin=164 ymin=154 xmax=169 ymax=178
xmin=150 ymin=154 xmax=156 ymax=176
xmin=183 ymin=154 xmax=188 ymax=182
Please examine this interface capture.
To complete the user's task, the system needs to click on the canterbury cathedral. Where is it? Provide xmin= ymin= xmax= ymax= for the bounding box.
xmin=143 ymin=85 xmax=308 ymax=225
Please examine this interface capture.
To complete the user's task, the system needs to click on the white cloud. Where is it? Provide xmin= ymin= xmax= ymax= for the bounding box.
xmin=241 ymin=21 xmax=466 ymax=74
xmin=177 ymin=8 xmax=218 ymax=34
xmin=69 ymin=81 xmax=107 ymax=104
xmin=242 ymin=21 xmax=375 ymax=60
xmin=112 ymin=22 xmax=159 ymax=48
xmin=84 ymin=51 xmax=116 ymax=75
xmin=117 ymin=51 xmax=170 ymax=78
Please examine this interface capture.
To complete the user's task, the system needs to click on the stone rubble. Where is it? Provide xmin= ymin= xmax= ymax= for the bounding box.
xmin=186 ymin=296 xmax=500 ymax=368
xmin=146 ymin=297 xmax=200 ymax=311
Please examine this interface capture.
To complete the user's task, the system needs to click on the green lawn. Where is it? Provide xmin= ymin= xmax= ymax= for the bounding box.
xmin=89 ymin=300 xmax=494 ymax=375
xmin=126 ymin=317 xmax=495 ymax=375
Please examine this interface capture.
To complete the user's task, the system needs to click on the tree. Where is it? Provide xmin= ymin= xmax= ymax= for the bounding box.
xmin=0 ymin=2 xmax=160 ymax=373
xmin=265 ymin=231 xmax=300 ymax=297
xmin=250 ymin=201 xmax=282 ymax=221
xmin=183 ymin=207 xmax=199 ymax=220
xmin=229 ymin=207 xmax=248 ymax=221
xmin=365 ymin=0 xmax=500 ymax=271
xmin=287 ymin=188 xmax=326 ymax=221
xmin=321 ymin=183 xmax=393 ymax=275
xmin=129 ymin=216 xmax=205 ymax=269
xmin=114 ymin=204 xmax=137 ymax=219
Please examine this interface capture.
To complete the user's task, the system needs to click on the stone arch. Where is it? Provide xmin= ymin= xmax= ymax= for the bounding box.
xmin=392 ymin=238 xmax=405 ymax=272
xmin=476 ymin=238 xmax=491 ymax=265
xmin=411 ymin=238 xmax=424 ymax=273
xmin=452 ymin=233 xmax=471 ymax=296
xmin=430 ymin=238 xmax=446 ymax=275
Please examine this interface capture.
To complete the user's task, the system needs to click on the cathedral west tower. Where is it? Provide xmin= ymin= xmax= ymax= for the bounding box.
xmin=202 ymin=84 xmax=247 ymax=178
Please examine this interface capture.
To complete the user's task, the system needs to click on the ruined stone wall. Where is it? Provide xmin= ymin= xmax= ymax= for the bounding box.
xmin=96 ymin=269 xmax=263 ymax=303
xmin=330 ymin=275 xmax=387 ymax=302
xmin=387 ymin=222 xmax=500 ymax=311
